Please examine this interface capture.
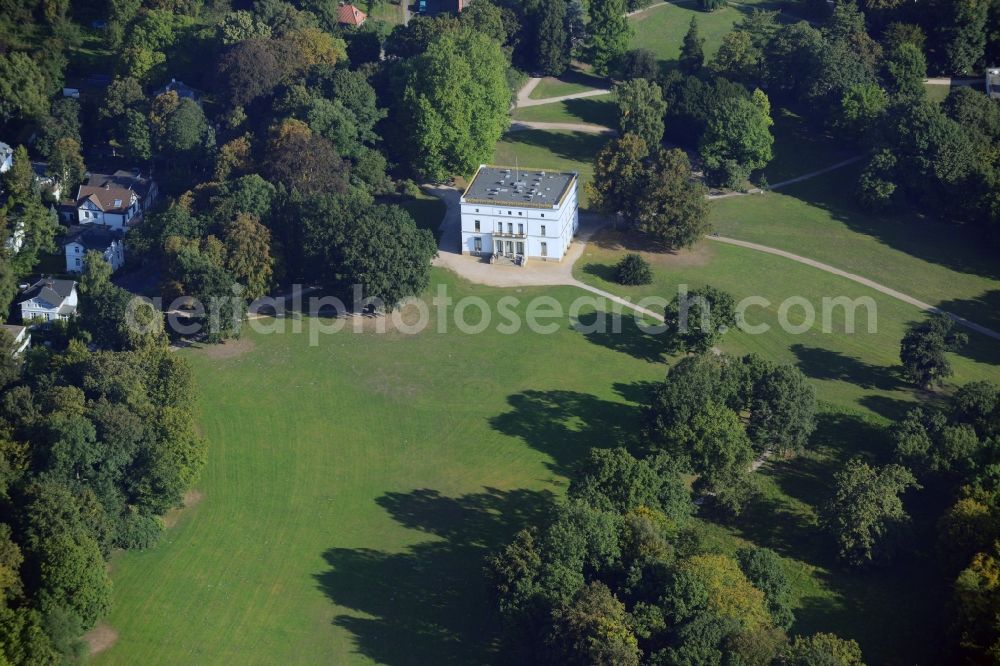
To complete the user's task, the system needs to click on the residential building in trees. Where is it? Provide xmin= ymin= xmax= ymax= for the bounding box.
xmin=62 ymin=225 xmax=125 ymax=273
xmin=18 ymin=278 xmax=78 ymax=322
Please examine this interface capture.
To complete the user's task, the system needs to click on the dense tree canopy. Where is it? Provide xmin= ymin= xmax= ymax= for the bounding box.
xmin=397 ymin=28 xmax=509 ymax=181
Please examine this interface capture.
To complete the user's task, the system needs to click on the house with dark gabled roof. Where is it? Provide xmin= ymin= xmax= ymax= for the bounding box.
xmin=18 ymin=278 xmax=78 ymax=322
xmin=62 ymin=225 xmax=125 ymax=273
xmin=71 ymin=170 xmax=157 ymax=231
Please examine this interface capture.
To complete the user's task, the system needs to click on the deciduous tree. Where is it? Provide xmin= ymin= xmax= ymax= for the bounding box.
xmin=824 ymin=459 xmax=919 ymax=567
xmin=900 ymin=314 xmax=968 ymax=388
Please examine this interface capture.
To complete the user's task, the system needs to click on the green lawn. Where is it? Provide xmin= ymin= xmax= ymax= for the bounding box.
xmin=95 ymin=272 xmax=670 ymax=665
xmin=710 ymin=166 xmax=1000 ymax=337
xmin=925 ymin=82 xmax=952 ymax=104
xmin=629 ymin=0 xmax=786 ymax=69
xmin=493 ymin=129 xmax=610 ymax=208
xmin=528 ymin=68 xmax=609 ymax=99
xmin=366 ymin=0 xmax=406 ymax=25
xmin=512 ymin=94 xmax=617 ymax=127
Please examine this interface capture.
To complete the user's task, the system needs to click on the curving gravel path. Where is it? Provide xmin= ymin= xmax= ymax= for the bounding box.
xmin=426 ymin=185 xmax=999 ymax=339
xmin=706 ymin=236 xmax=1000 ymax=341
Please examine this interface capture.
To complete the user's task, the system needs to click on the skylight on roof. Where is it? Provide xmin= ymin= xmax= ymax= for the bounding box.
xmin=113 ymin=199 xmax=122 ymax=207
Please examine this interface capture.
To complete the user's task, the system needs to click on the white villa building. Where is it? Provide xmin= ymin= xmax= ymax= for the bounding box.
xmin=18 ymin=278 xmax=78 ymax=322
xmin=460 ymin=165 xmax=579 ymax=263
xmin=62 ymin=225 xmax=125 ymax=273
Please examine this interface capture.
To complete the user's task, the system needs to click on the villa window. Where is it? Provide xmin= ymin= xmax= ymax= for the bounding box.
xmin=507 ymin=223 xmax=513 ymax=233
xmin=541 ymin=242 xmax=548 ymax=257
xmin=518 ymin=223 xmax=523 ymax=235
xmin=474 ymin=220 xmax=480 ymax=232
xmin=540 ymin=225 xmax=546 ymax=235
xmin=474 ymin=237 xmax=482 ymax=253
xmin=497 ymin=222 xmax=502 ymax=232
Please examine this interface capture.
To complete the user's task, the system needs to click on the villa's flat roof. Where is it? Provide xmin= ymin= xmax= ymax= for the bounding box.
xmin=462 ymin=165 xmax=576 ymax=209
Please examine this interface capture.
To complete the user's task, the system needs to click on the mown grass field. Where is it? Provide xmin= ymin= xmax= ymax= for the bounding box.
xmin=97 ymin=272 xmax=670 ymax=665
xmin=629 ymin=0 xmax=786 ymax=70
xmin=512 ymin=94 xmax=617 ymax=127
xmin=99 ymin=86 xmax=999 ymax=664
xmin=366 ymin=0 xmax=407 ymax=25
xmin=710 ymin=167 xmax=1000 ymax=336
xmin=527 ymin=67 xmax=609 ymax=99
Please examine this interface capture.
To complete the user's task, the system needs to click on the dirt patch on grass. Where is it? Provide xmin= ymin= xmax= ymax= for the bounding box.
xmin=162 ymin=489 xmax=204 ymax=529
xmin=200 ymin=337 xmax=255 ymax=359
xmin=589 ymin=228 xmax=715 ymax=267
xmin=85 ymin=624 xmax=118 ymax=656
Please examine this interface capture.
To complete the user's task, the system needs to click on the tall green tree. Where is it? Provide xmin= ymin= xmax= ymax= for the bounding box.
xmin=937 ymin=0 xmax=989 ymax=75
xmin=883 ymin=41 xmax=927 ymax=98
xmin=588 ymin=0 xmax=633 ymax=75
xmin=46 ymin=138 xmax=86 ymax=194
xmin=747 ymin=364 xmax=817 ymax=455
xmin=679 ymin=16 xmax=705 ymax=75
xmin=0 ymin=52 xmax=51 ymax=122
xmin=633 ymin=148 xmax=709 ymax=249
xmin=586 ymin=133 xmax=649 ymax=221
xmin=664 ymin=285 xmax=736 ymax=353
xmin=699 ymin=89 xmax=774 ymax=188
xmin=900 ymin=314 xmax=968 ymax=388
xmin=400 ymin=28 xmax=510 ymax=181
xmin=614 ymin=78 xmax=666 ymax=150
xmin=550 ymin=582 xmax=641 ymax=665
xmin=824 ymin=459 xmax=919 ymax=567
xmin=534 ymin=0 xmax=569 ymax=75
xmin=223 ymin=213 xmax=273 ymax=301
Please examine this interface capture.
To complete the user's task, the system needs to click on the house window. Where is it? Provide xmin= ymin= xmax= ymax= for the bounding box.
xmin=75 ymin=246 xmax=80 ymax=253
xmin=540 ymin=225 xmax=546 ymax=235
xmin=507 ymin=211 xmax=512 ymax=215
xmin=541 ymin=242 xmax=548 ymax=257
xmin=474 ymin=220 xmax=480 ymax=231
xmin=75 ymin=258 xmax=81 ymax=267
xmin=473 ymin=237 xmax=482 ymax=253
xmin=507 ymin=223 xmax=513 ymax=233
xmin=497 ymin=222 xmax=502 ymax=232
xmin=518 ymin=211 xmax=522 ymax=216
xmin=541 ymin=214 xmax=545 ymax=218
xmin=475 ymin=208 xmax=479 ymax=213
xmin=517 ymin=223 xmax=523 ymax=235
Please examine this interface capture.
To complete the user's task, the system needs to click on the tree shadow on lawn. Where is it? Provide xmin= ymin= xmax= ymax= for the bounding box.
xmin=789 ymin=344 xmax=904 ymax=392
xmin=501 ymin=130 xmax=609 ymax=166
xmin=316 ymin=487 xmax=556 ymax=666
xmin=936 ymin=289 xmax=1000 ymax=366
xmin=857 ymin=394 xmax=922 ymax=422
xmin=562 ymin=97 xmax=617 ymax=126
xmin=780 ymin=169 xmax=1000 ymax=283
xmin=724 ymin=410 xmax=892 ymax=558
xmin=572 ymin=309 xmax=668 ymax=364
xmin=489 ymin=389 xmax=645 ymax=477
xmin=792 ymin=560 xmax=951 ymax=666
